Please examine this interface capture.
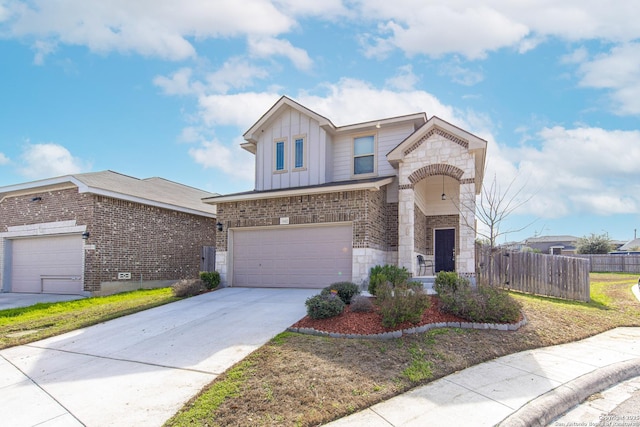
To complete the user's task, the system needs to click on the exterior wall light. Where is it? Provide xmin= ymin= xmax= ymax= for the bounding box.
xmin=82 ymin=231 xmax=90 ymax=240
xmin=441 ymin=175 xmax=446 ymax=201
xmin=216 ymin=222 xmax=223 ymax=232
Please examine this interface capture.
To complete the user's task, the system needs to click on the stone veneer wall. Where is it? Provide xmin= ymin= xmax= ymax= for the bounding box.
xmin=0 ymin=188 xmax=216 ymax=293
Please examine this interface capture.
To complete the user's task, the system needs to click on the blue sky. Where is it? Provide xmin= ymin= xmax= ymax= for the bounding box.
xmin=1 ymin=1 xmax=639 ymax=244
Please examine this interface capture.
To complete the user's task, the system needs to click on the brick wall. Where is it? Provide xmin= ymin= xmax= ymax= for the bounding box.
xmin=0 ymin=188 xmax=94 ymax=227
xmin=0 ymin=189 xmax=216 ymax=293
xmin=86 ymin=196 xmax=216 ymax=291
xmin=216 ymin=188 xmax=396 ymax=252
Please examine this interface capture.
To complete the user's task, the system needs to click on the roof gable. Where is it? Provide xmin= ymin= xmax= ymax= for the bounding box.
xmin=243 ymin=96 xmax=335 ymax=145
xmin=387 ymin=116 xmax=487 ymax=192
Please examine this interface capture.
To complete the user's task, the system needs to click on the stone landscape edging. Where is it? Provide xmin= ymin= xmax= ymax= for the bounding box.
xmin=288 ymin=313 xmax=528 ymax=340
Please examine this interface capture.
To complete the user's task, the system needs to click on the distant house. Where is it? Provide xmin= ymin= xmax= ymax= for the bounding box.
xmin=614 ymin=238 xmax=640 ymax=254
xmin=204 ymin=96 xmax=487 ymax=288
xmin=523 ymin=235 xmax=579 ymax=255
xmin=0 ymin=171 xmax=218 ymax=296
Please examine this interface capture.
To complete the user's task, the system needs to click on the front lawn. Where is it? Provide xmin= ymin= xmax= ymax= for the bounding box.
xmin=166 ymin=273 xmax=640 ymax=427
xmin=0 ymin=288 xmax=178 ymax=349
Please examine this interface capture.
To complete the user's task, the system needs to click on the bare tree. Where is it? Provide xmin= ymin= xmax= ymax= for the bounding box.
xmin=454 ymin=173 xmax=536 ymax=285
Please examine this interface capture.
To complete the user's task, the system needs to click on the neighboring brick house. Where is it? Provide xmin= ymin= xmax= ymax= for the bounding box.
xmin=0 ymin=171 xmax=217 ymax=295
xmin=204 ymin=96 xmax=487 ymax=288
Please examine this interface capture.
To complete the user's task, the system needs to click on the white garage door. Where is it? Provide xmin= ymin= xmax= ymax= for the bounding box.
xmin=11 ymin=235 xmax=84 ymax=294
xmin=232 ymin=225 xmax=352 ymax=288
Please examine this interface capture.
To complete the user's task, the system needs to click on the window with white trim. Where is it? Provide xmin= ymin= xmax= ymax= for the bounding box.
xmin=353 ymin=135 xmax=375 ymax=175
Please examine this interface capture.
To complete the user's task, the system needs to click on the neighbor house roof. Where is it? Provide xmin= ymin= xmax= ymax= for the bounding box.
xmin=0 ymin=170 xmax=218 ymax=217
xmin=619 ymin=238 xmax=640 ymax=251
xmin=203 ymin=176 xmax=395 ymax=204
xmin=524 ymin=235 xmax=579 ymax=244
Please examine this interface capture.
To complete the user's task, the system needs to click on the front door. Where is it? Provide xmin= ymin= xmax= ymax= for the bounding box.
xmin=435 ymin=229 xmax=455 ymax=272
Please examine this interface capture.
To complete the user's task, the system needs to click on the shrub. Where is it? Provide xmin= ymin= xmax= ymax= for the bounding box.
xmin=435 ymin=272 xmax=521 ymax=323
xmin=199 ymin=271 xmax=221 ymax=290
xmin=305 ymin=294 xmax=345 ymax=319
xmin=172 ymin=279 xmax=206 ymax=297
xmin=375 ymin=282 xmax=430 ymax=328
xmin=368 ymin=265 xmax=411 ymax=295
xmin=349 ymin=295 xmax=375 ymax=313
xmin=320 ymin=282 xmax=360 ymax=304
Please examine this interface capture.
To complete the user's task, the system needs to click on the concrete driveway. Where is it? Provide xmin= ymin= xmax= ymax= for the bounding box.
xmin=0 ymin=293 xmax=85 ymax=310
xmin=0 ymin=287 xmax=318 ymax=427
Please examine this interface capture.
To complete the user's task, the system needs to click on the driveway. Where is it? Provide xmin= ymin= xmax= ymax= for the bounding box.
xmin=0 ymin=292 xmax=85 ymax=310
xmin=0 ymin=287 xmax=318 ymax=427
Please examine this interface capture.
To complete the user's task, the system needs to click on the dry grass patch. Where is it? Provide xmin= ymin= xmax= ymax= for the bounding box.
xmin=165 ymin=273 xmax=640 ymax=427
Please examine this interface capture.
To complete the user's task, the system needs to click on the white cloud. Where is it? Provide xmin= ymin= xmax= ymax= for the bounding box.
xmin=297 ymin=78 xmax=461 ymax=126
xmin=0 ymin=152 xmax=9 ymax=165
xmin=491 ymin=126 xmax=640 ymax=218
xmin=385 ymin=64 xmax=419 ymax=91
xmin=19 ymin=143 xmax=91 ymax=179
xmin=439 ymin=59 xmax=484 ymax=86
xmin=577 ymin=43 xmax=640 ymax=115
xmin=205 ymin=57 xmax=270 ymax=94
xmin=188 ymin=137 xmax=255 ymax=183
xmin=248 ymin=37 xmax=313 ymax=71
xmin=153 ymin=68 xmax=201 ymax=96
xmin=4 ymin=0 xmax=294 ymax=61
xmin=560 ymin=46 xmax=589 ymax=64
xmin=357 ymin=1 xmax=640 ymax=59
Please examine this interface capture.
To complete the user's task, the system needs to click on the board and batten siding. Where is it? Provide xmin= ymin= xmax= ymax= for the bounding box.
xmin=255 ymin=106 xmax=328 ymax=191
xmin=332 ymin=122 xmax=416 ymax=182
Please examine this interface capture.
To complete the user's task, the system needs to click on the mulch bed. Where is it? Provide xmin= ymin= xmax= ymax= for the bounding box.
xmin=291 ymin=296 xmax=467 ymax=335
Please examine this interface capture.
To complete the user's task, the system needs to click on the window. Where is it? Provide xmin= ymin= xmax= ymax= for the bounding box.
xmin=353 ymin=135 xmax=375 ymax=175
xmin=294 ymin=137 xmax=304 ymax=169
xmin=275 ymin=140 xmax=286 ymax=172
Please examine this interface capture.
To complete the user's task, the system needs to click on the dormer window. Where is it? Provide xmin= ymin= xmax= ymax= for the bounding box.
xmin=353 ymin=135 xmax=375 ymax=175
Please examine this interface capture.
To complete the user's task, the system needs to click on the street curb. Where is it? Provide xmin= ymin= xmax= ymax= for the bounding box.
xmin=497 ymin=357 xmax=640 ymax=427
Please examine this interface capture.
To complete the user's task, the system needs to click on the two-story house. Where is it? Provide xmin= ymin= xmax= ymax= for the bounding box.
xmin=205 ymin=96 xmax=487 ymax=289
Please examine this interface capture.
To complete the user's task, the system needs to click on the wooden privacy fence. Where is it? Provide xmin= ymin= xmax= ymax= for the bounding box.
xmin=476 ymin=247 xmax=591 ymax=302
xmin=568 ymin=254 xmax=640 ymax=273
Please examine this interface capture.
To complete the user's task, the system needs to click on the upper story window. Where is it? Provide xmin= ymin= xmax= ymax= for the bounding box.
xmin=294 ymin=136 xmax=305 ymax=169
xmin=274 ymin=139 xmax=286 ymax=172
xmin=353 ymin=135 xmax=375 ymax=175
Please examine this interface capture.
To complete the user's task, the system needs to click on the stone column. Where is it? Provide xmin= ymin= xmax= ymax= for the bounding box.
xmin=457 ymin=182 xmax=476 ymax=275
xmin=398 ymin=185 xmax=415 ymax=275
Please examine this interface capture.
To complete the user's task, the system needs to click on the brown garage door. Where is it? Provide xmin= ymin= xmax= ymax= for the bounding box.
xmin=232 ymin=225 xmax=352 ymax=288
xmin=11 ymin=235 xmax=84 ymax=294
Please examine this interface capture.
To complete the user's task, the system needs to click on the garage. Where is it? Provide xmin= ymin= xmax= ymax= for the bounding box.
xmin=232 ymin=224 xmax=352 ymax=288
xmin=10 ymin=235 xmax=84 ymax=294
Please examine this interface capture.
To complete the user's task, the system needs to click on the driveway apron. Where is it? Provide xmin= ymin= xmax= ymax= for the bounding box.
xmin=0 ymin=287 xmax=318 ymax=427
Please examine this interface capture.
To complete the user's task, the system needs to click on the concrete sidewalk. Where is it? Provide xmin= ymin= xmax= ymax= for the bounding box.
xmin=326 ymin=327 xmax=640 ymax=427
xmin=0 ymin=287 xmax=317 ymax=427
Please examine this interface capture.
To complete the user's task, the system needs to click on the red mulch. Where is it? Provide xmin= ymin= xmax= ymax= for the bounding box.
xmin=292 ymin=296 xmax=467 ymax=335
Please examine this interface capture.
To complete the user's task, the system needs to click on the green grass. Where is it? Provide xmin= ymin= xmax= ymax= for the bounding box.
xmin=165 ymin=360 xmax=254 ymax=426
xmin=0 ymin=288 xmax=178 ymax=349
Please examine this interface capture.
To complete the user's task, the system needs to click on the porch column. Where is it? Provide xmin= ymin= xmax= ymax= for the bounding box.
xmin=458 ymin=182 xmax=476 ymax=275
xmin=398 ymin=185 xmax=415 ymax=275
